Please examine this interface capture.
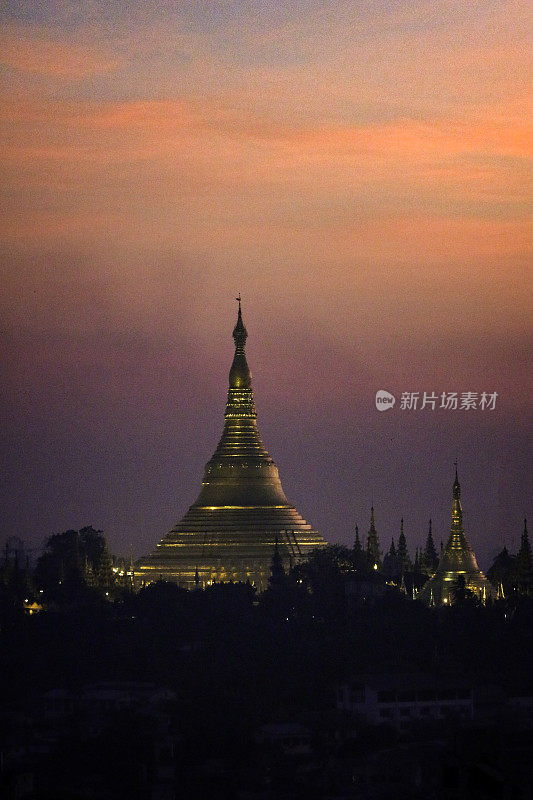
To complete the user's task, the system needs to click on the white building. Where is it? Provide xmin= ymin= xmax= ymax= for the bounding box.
xmin=337 ymin=674 xmax=473 ymax=731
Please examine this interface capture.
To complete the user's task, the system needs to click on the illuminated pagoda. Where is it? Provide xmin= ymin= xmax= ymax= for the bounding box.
xmin=136 ymin=299 xmax=326 ymax=590
xmin=417 ymin=465 xmax=493 ymax=605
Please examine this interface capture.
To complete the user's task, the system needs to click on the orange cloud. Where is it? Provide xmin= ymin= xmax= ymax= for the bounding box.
xmin=2 ymin=92 xmax=530 ymax=163
xmin=0 ymin=89 xmax=529 ymax=276
xmin=1 ymin=76 xmax=530 ymax=358
xmin=0 ymin=24 xmax=122 ymax=78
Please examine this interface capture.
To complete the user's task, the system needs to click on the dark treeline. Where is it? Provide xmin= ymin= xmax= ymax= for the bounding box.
xmin=1 ymin=529 xmax=532 ymax=799
xmin=1 ymin=526 xmax=532 ymax=698
xmin=1 ymin=533 xmax=533 ymax=719
xmin=2 ymin=576 xmax=533 ymax=701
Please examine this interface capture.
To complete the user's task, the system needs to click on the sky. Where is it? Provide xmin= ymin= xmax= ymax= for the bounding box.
xmin=1 ymin=0 xmax=531 ymax=568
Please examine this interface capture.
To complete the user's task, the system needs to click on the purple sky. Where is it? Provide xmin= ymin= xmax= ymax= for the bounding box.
xmin=1 ymin=1 xmax=531 ymax=568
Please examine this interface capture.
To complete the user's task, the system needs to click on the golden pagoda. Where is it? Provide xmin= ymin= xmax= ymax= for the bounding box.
xmin=136 ymin=299 xmax=326 ymax=590
xmin=418 ymin=465 xmax=492 ymax=605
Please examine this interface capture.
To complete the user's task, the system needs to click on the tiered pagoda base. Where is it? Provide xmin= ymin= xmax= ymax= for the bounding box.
xmin=136 ymin=505 xmax=321 ymax=591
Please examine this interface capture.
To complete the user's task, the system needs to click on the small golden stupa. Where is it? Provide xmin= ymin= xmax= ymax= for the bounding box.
xmin=418 ymin=465 xmax=493 ymax=605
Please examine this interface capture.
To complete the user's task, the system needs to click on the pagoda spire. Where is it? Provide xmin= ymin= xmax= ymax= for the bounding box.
xmin=417 ymin=465 xmax=492 ymax=605
xmin=230 ymin=297 xmax=249 ymax=381
xmin=453 ymin=460 xmax=461 ymax=500
xmin=450 ymin=461 xmax=465 ymax=539
xmin=229 ymin=294 xmax=251 ymax=390
xmin=366 ymin=506 xmax=381 ymax=568
xmin=201 ymin=298 xmax=281 ymax=485
xmin=448 ymin=461 xmax=470 ymax=563
xmin=398 ymin=517 xmax=411 ymax=573
xmin=422 ymin=518 xmax=439 ymax=575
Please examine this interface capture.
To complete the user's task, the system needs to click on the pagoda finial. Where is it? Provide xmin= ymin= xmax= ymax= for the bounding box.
xmin=229 ymin=296 xmax=251 ymax=388
xmin=453 ymin=460 xmax=461 ymax=500
xmin=233 ymin=294 xmax=246 ymax=343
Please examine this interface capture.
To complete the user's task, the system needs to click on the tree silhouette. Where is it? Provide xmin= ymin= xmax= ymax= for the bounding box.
xmin=352 ymin=525 xmax=368 ymax=571
xmin=487 ymin=547 xmax=516 ymax=597
xmin=35 ymin=527 xmax=115 ymax=601
xmin=383 ymin=538 xmax=400 ymax=577
xmin=516 ymin=518 xmax=533 ymax=595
